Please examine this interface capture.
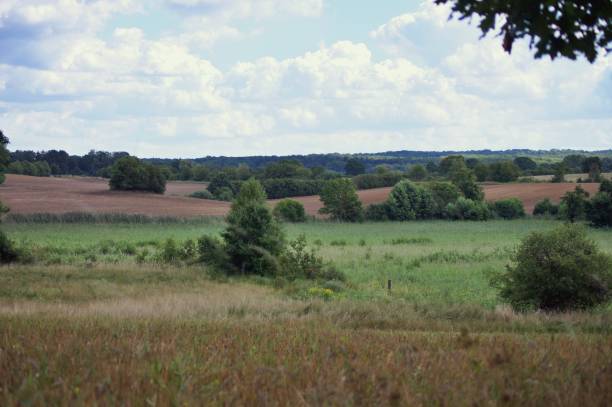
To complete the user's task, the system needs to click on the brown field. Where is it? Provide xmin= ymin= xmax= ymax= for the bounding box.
xmin=0 ymin=175 xmax=601 ymax=217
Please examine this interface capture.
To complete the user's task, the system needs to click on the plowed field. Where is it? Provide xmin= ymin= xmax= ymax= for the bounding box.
xmin=0 ymin=175 xmax=600 ymax=217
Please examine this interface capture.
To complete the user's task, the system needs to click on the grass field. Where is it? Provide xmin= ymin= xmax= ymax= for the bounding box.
xmin=1 ymin=219 xmax=612 ymax=405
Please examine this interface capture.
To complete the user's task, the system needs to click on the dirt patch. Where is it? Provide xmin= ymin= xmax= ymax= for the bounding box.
xmin=0 ymin=175 xmax=600 ymax=218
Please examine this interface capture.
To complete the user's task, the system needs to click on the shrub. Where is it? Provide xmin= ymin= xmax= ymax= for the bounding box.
xmin=215 ymin=187 xmax=235 ymax=201
xmin=489 ymin=161 xmax=520 ymax=182
xmin=278 ymin=235 xmax=343 ymax=281
xmin=533 ymin=198 xmax=559 ymax=216
xmin=449 ymin=164 xmax=484 ymax=201
xmin=157 ymin=238 xmax=182 ymax=263
xmin=319 ymin=178 xmax=363 ymax=222
xmin=197 ymin=235 xmax=232 ymax=272
xmin=445 ymin=197 xmax=492 ymax=221
xmin=492 ymin=198 xmax=525 ymax=219
xmin=600 ymin=179 xmax=612 ymax=194
xmin=0 ymin=230 xmax=18 ymax=263
xmin=387 ymin=180 xmax=435 ymax=221
xmin=492 ymin=225 xmax=612 ymax=312
xmin=587 ymin=191 xmax=612 ymax=228
xmin=109 ymin=156 xmax=166 ymax=194
xmin=559 ymin=186 xmax=590 ymax=222
xmin=222 ymin=179 xmax=285 ymax=275
xmin=273 ymin=199 xmax=306 ymax=222
xmin=407 ymin=164 xmax=427 ymax=181
xmin=190 ymin=190 xmax=215 ymax=200
xmin=352 ymin=172 xmax=404 ymax=190
xmin=261 ymin=178 xmax=323 ymax=199
xmin=207 ymin=173 xmax=234 ymax=196
xmin=364 ymin=202 xmax=392 ymax=221
xmin=426 ymin=181 xmax=460 ymax=216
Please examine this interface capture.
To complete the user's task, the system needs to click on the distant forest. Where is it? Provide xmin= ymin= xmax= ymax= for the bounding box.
xmin=8 ymin=148 xmax=612 ymax=179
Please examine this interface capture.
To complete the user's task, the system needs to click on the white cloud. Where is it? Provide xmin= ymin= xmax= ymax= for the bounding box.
xmin=165 ymin=0 xmax=323 ymax=20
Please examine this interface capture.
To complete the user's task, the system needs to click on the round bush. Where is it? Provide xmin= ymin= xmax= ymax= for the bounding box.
xmin=387 ymin=180 xmax=435 ymax=221
xmin=493 ymin=225 xmax=612 ymax=312
xmin=273 ymin=199 xmax=306 ymax=222
xmin=587 ymin=191 xmax=612 ymax=227
xmin=190 ymin=190 xmax=215 ymax=200
xmin=533 ymin=198 xmax=559 ymax=216
xmin=444 ymin=197 xmax=492 ymax=221
xmin=493 ymin=198 xmax=525 ymax=219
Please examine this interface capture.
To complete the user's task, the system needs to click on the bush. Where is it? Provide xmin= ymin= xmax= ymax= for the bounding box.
xmin=559 ymin=186 xmax=590 ymax=222
xmin=492 ymin=225 xmax=612 ymax=311
xmin=207 ymin=173 xmax=234 ymax=196
xmin=600 ymin=179 xmax=612 ymax=194
xmin=587 ymin=191 xmax=612 ymax=228
xmin=387 ymin=180 xmax=435 ymax=221
xmin=273 ymin=199 xmax=306 ymax=222
xmin=279 ymin=235 xmax=344 ymax=281
xmin=352 ymin=172 xmax=404 ymax=190
xmin=426 ymin=181 xmax=460 ymax=216
xmin=489 ymin=161 xmax=520 ymax=182
xmin=533 ymin=198 xmax=559 ymax=216
xmin=215 ymin=187 xmax=235 ymax=201
xmin=261 ymin=178 xmax=323 ymax=199
xmin=445 ymin=197 xmax=492 ymax=221
xmin=0 ymin=230 xmax=18 ymax=263
xmin=364 ymin=202 xmax=392 ymax=221
xmin=319 ymin=178 xmax=363 ymax=222
xmin=197 ymin=235 xmax=232 ymax=272
xmin=190 ymin=190 xmax=215 ymax=200
xmin=222 ymin=179 xmax=285 ymax=275
xmin=492 ymin=198 xmax=525 ymax=219
xmin=109 ymin=156 xmax=166 ymax=194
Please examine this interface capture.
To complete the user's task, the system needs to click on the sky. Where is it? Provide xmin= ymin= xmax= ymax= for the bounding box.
xmin=0 ymin=0 xmax=610 ymax=158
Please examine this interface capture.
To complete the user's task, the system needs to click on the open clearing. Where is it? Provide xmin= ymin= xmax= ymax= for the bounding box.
xmin=1 ymin=219 xmax=611 ymax=405
xmin=0 ymin=174 xmax=601 ymax=217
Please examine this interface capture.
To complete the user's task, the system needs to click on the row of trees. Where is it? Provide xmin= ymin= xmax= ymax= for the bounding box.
xmin=7 ymin=161 xmax=51 ymax=177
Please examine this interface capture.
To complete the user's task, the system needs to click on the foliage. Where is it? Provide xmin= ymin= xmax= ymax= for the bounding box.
xmin=513 ymin=157 xmax=537 ymax=171
xmin=190 ymin=190 xmax=215 ymax=200
xmin=273 ymin=199 xmax=307 ymax=223
xmin=387 ymin=180 xmax=435 ymax=221
xmin=473 ymin=163 xmax=489 ymax=182
xmin=363 ymin=202 xmax=392 ymax=221
xmin=264 ymin=160 xmax=310 ymax=179
xmin=533 ymin=198 xmax=559 ymax=216
xmin=587 ymin=191 xmax=612 ymax=228
xmin=8 ymin=160 xmax=51 ymax=177
xmin=407 ymin=164 xmax=427 ymax=181
xmin=352 ymin=172 xmax=404 ymax=190
xmin=344 ymin=158 xmax=366 ymax=176
xmin=279 ymin=235 xmax=345 ymax=281
xmin=600 ymin=179 xmax=612 ymax=194
xmin=449 ymin=163 xmax=484 ymax=201
xmin=109 ymin=156 xmax=166 ymax=194
xmin=551 ymin=163 xmax=566 ymax=183
xmin=439 ymin=155 xmax=465 ymax=175
xmin=197 ymin=235 xmax=232 ymax=272
xmin=488 ymin=161 xmax=520 ymax=182
xmin=559 ymin=186 xmax=590 ymax=222
xmin=0 ymin=230 xmax=18 ymax=264
xmin=445 ymin=197 xmax=492 ymax=221
xmin=492 ymin=198 xmax=525 ymax=219
xmin=426 ymin=181 xmax=460 ymax=216
xmin=492 ymin=225 xmax=612 ymax=312
xmin=434 ymin=0 xmax=611 ymax=63
xmin=261 ymin=178 xmax=324 ymax=199
xmin=207 ymin=173 xmax=235 ymax=196
xmin=0 ymin=130 xmax=10 ymax=184
xmin=319 ymin=178 xmax=363 ymax=222
xmin=223 ymin=179 xmax=285 ymax=275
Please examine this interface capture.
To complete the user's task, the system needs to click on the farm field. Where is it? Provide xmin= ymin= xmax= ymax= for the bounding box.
xmin=0 ymin=174 xmax=600 ymax=217
xmin=527 ymin=172 xmax=612 ymax=182
xmin=1 ymin=219 xmax=612 ymax=404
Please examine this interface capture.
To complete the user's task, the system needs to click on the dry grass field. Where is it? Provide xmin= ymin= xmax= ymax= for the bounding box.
xmin=0 ymin=174 xmax=601 ymax=217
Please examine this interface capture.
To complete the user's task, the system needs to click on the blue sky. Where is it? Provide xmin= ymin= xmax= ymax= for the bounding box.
xmin=0 ymin=0 xmax=610 ymax=157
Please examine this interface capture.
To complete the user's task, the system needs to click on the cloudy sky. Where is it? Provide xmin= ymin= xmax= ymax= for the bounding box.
xmin=0 ymin=0 xmax=610 ymax=157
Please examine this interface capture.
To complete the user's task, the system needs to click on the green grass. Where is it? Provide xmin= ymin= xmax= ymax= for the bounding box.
xmin=4 ymin=219 xmax=612 ymax=309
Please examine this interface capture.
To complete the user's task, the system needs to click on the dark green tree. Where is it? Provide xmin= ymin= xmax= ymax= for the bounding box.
xmin=559 ymin=185 xmax=590 ymax=222
xmin=407 ymin=164 xmax=428 ymax=181
xmin=345 ymin=158 xmax=366 ymax=176
xmin=489 ymin=161 xmax=520 ymax=182
xmin=222 ymin=179 xmax=285 ymax=275
xmin=0 ymin=130 xmax=10 ymax=184
xmin=513 ymin=157 xmax=537 ymax=171
xmin=435 ymin=0 xmax=611 ymax=62
xmin=319 ymin=178 xmax=363 ymax=222
xmin=387 ymin=180 xmax=435 ymax=221
xmin=109 ymin=156 xmax=166 ymax=194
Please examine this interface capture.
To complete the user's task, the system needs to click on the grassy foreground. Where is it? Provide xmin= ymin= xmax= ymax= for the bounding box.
xmin=1 ymin=219 xmax=612 ymax=405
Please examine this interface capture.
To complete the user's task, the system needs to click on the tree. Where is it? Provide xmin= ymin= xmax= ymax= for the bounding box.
xmin=319 ymin=178 xmax=363 ymax=222
xmin=407 ymin=164 xmax=428 ymax=181
xmin=264 ymin=160 xmax=309 ymax=179
xmin=222 ymin=179 xmax=285 ymax=275
xmin=582 ymin=156 xmax=602 ymax=181
xmin=474 ymin=163 xmax=489 ymax=182
xmin=439 ymin=155 xmax=465 ymax=175
xmin=492 ymin=225 xmax=612 ymax=312
xmin=551 ymin=163 xmax=567 ymax=183
xmin=387 ymin=180 xmax=435 ymax=221
xmin=559 ymin=185 xmax=589 ymax=222
xmin=489 ymin=161 xmax=520 ymax=182
xmin=435 ymin=0 xmax=611 ymax=63
xmin=109 ymin=156 xmax=166 ymax=194
xmin=587 ymin=191 xmax=612 ymax=228
xmin=345 ymin=158 xmax=366 ymax=176
xmin=0 ymin=130 xmax=10 ymax=184
xmin=426 ymin=181 xmax=460 ymax=215
xmin=513 ymin=157 xmax=537 ymax=171
xmin=273 ymin=199 xmax=307 ymax=222
xmin=207 ymin=172 xmax=234 ymax=196
xmin=448 ymin=161 xmax=484 ymax=201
